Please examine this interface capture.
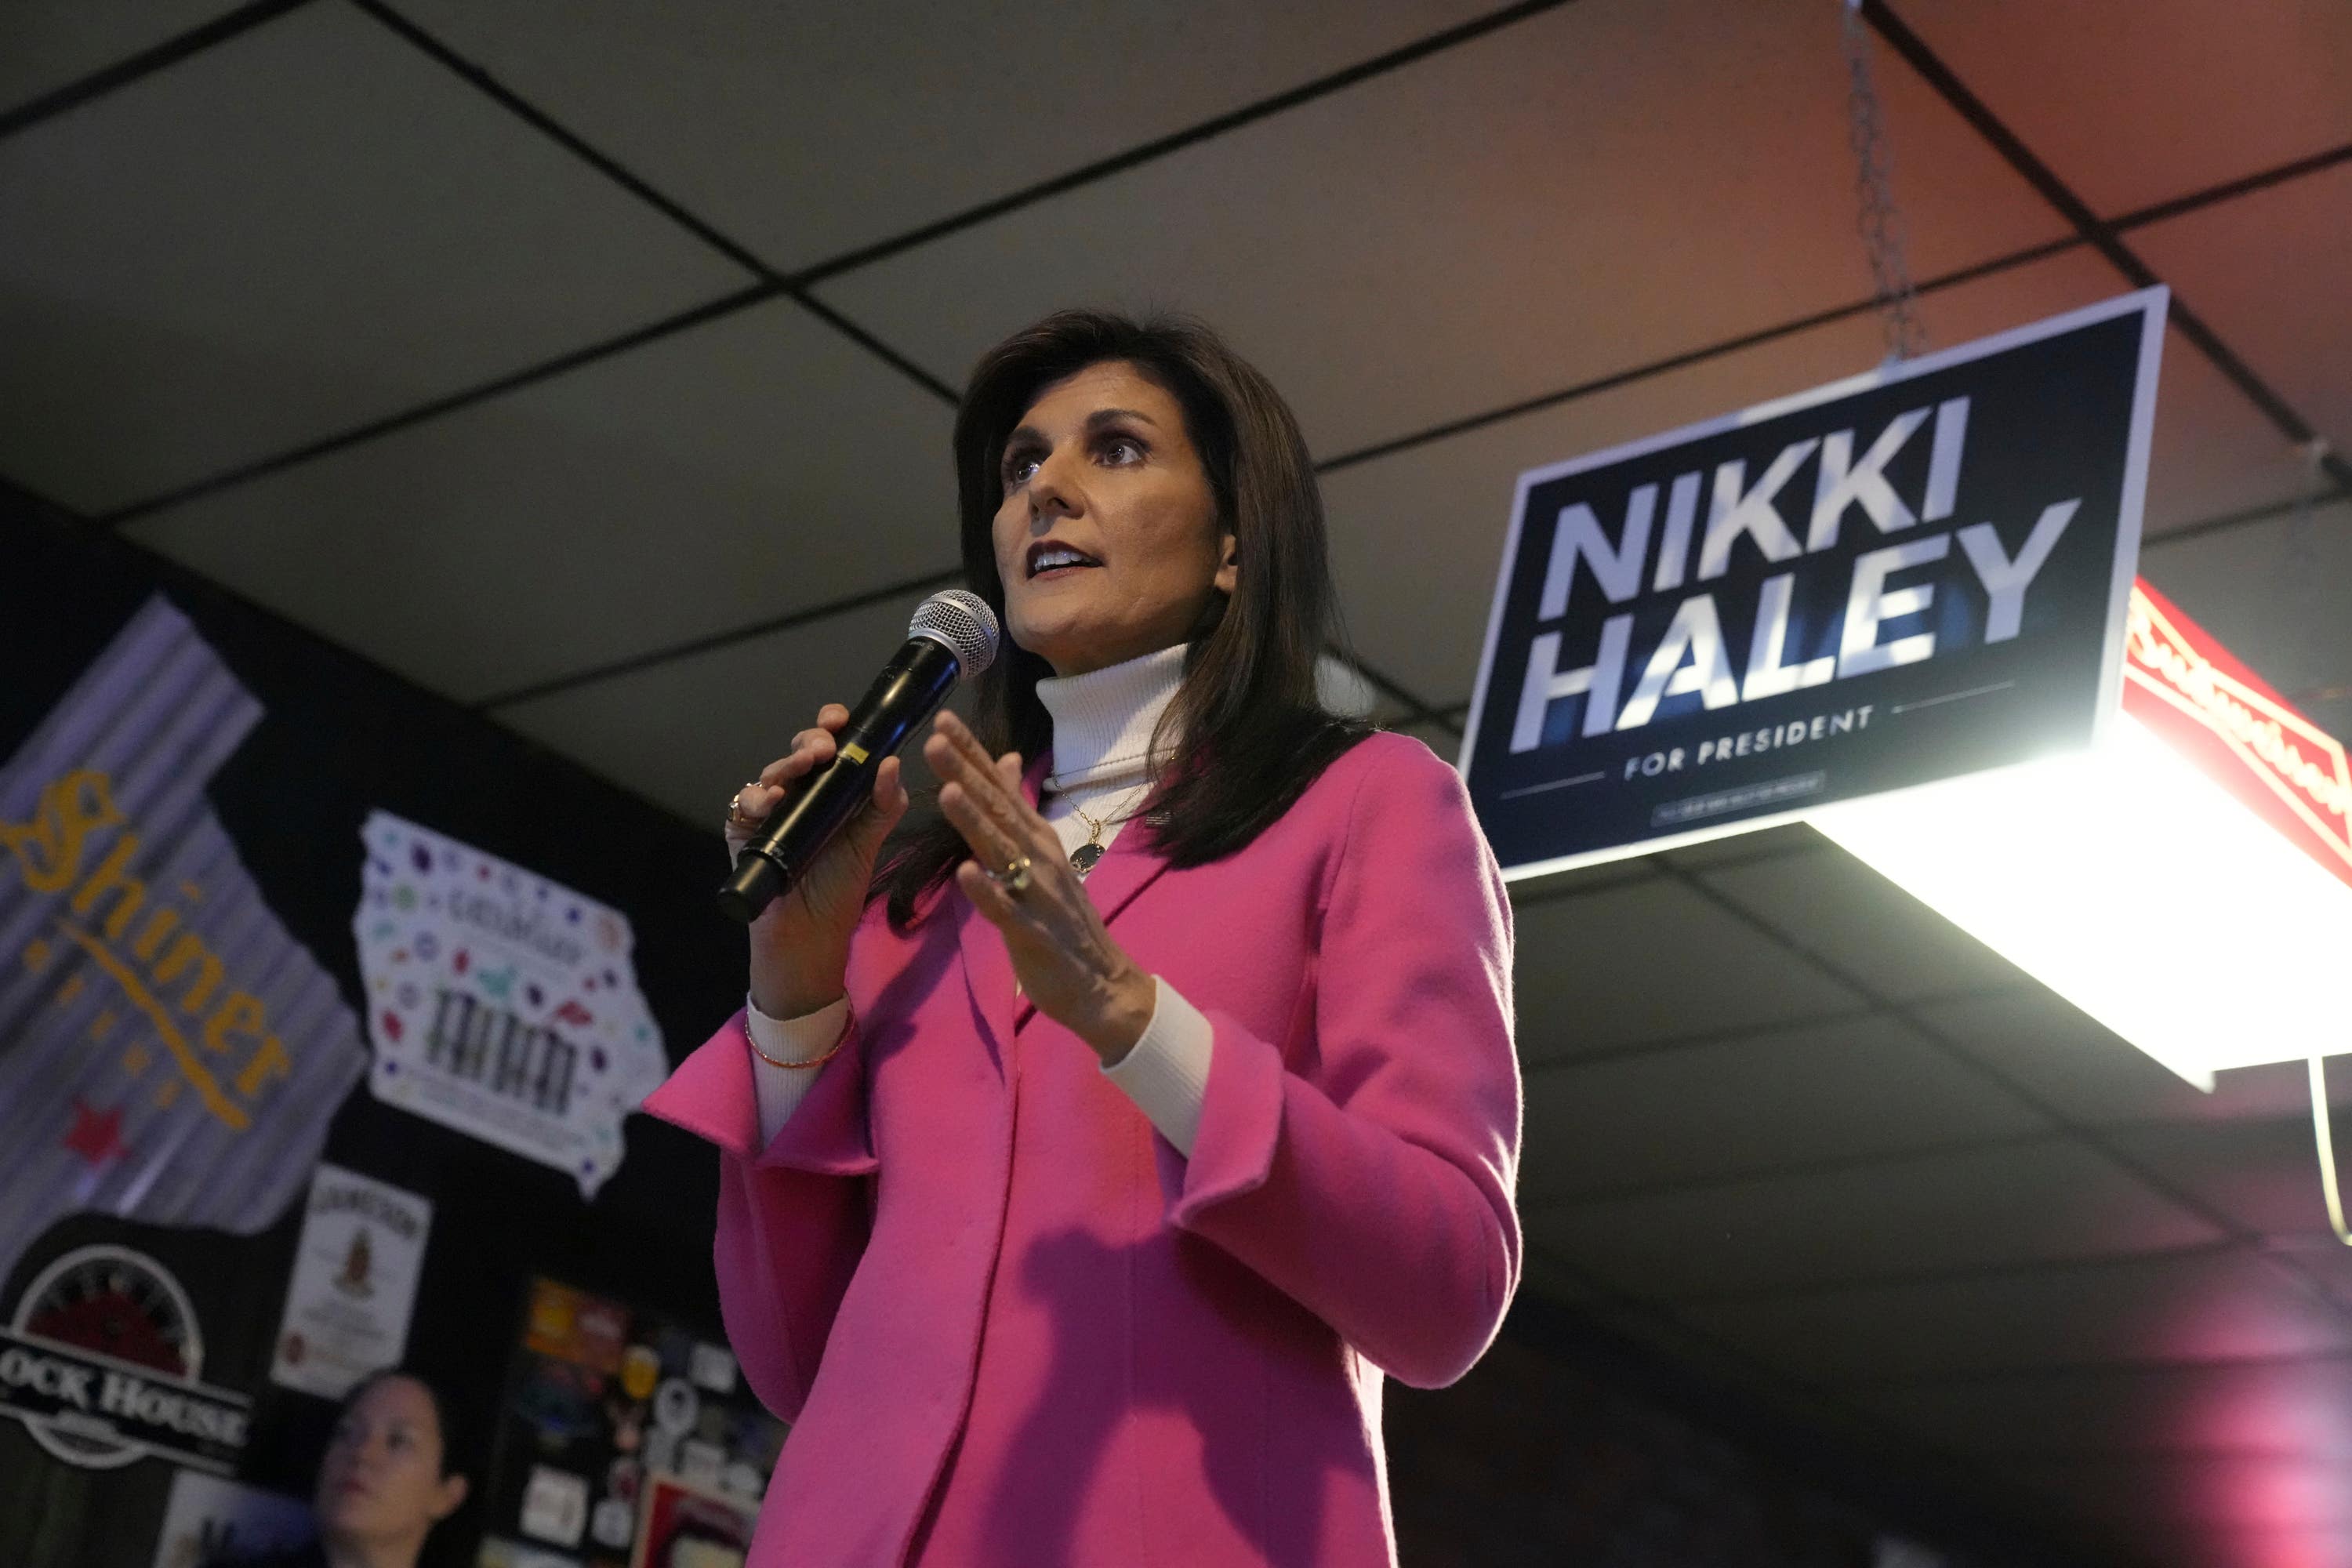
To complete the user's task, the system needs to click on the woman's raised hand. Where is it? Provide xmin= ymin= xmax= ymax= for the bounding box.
xmin=924 ymin=710 xmax=1156 ymax=1064
xmin=730 ymin=703 xmax=909 ymax=1019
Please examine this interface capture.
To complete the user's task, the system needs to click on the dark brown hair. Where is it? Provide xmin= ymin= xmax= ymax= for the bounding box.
xmin=874 ymin=309 xmax=1370 ymax=929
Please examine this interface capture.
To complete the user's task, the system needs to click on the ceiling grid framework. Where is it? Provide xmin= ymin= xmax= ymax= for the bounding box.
xmin=12 ymin=3 xmax=2331 ymax=733
xmin=5 ymin=3 xmax=2351 ymax=1563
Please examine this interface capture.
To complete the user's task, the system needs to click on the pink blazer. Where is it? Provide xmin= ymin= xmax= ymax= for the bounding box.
xmin=645 ymin=732 xmax=1521 ymax=1566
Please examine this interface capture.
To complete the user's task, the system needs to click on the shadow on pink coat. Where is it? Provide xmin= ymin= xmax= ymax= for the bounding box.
xmin=645 ymin=732 xmax=1522 ymax=1566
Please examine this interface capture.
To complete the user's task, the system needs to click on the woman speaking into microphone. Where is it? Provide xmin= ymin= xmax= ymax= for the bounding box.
xmin=644 ymin=311 xmax=1521 ymax=1567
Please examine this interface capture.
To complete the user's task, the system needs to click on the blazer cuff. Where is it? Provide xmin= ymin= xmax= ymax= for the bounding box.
xmin=1100 ymin=977 xmax=1210 ymax=1155
xmin=641 ymin=1010 xmax=763 ymax=1161
xmin=641 ymin=1009 xmax=876 ymax=1178
xmin=1167 ymin=1007 xmax=1286 ymax=1228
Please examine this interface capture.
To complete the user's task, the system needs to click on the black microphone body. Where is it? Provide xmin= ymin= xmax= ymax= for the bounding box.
xmin=717 ymin=636 xmax=961 ymax=924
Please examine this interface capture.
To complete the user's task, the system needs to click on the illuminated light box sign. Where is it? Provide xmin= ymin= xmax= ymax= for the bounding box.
xmin=1813 ymin=579 xmax=2352 ymax=1089
xmin=1460 ymin=289 xmax=2168 ymax=876
xmin=2120 ymin=579 xmax=2351 ymax=891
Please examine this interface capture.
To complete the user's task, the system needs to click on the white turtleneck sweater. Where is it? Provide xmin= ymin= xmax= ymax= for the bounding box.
xmin=744 ymin=644 xmax=1214 ymax=1153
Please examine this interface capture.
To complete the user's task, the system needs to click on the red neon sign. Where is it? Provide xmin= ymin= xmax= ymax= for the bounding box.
xmin=2122 ymin=577 xmax=2352 ymax=891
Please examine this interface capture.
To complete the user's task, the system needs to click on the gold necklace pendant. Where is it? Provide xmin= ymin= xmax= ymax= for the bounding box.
xmin=1069 ymin=801 xmax=1109 ymax=876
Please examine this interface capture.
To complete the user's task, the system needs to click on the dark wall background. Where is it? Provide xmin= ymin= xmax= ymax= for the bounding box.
xmin=0 ymin=485 xmax=2074 ymax=1568
xmin=0 ymin=485 xmax=746 ymax=1567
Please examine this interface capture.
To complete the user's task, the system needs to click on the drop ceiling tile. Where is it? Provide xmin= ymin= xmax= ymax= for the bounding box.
xmin=1914 ymin=989 xmax=2352 ymax=1130
xmin=1521 ymin=1014 xmax=2048 ymax=1203
xmin=124 ymin=297 xmax=956 ymax=702
xmin=495 ymin=587 xmax=938 ymax=825
xmin=1654 ymin=822 xmax=1825 ymax=870
xmin=2134 ymin=160 xmax=2352 ymax=459
xmin=0 ymin=2 xmax=244 ymax=111
xmin=1509 ymin=875 xmax=1866 ymax=1065
xmin=2265 ymin=1238 xmax=2352 ymax=1319
xmin=1516 ymin=1245 xmax=1610 ymax=1308
xmin=2006 ymin=1454 xmax=2352 ymax=1532
xmin=393 ymin=0 xmax=1494 ymax=274
xmin=1320 ymin=655 xmax=1404 ymax=724
xmin=1847 ymin=1356 xmax=2352 ymax=1459
xmin=1385 ymin=716 xmax=1465 ymax=762
xmin=815 ymin=0 xmax=2069 ymax=463
xmin=2137 ymin=322 xmax=2332 ymax=538
xmin=1504 ymin=1278 xmax=1895 ymax=1454
xmin=1504 ymin=855 xmax=1660 ymax=905
xmin=2108 ymin=1522 xmax=2352 ymax=1568
xmin=1697 ymin=848 xmax=2027 ymax=1003
xmin=1672 ymin=1248 xmax=2352 ymax=1384
xmin=1901 ymin=0 xmax=2352 ymax=216
xmin=1527 ymin=1138 xmax=2223 ymax=1299
xmin=2103 ymin=1116 xmax=2346 ymax=1240
xmin=0 ymin=1 xmax=753 ymax=512
xmin=1306 ymin=245 xmax=2288 ymax=709
xmin=2140 ymin=496 xmax=2352 ymax=718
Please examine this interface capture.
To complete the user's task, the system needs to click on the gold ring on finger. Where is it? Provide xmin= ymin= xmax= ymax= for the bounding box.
xmin=982 ymin=854 xmax=1033 ymax=895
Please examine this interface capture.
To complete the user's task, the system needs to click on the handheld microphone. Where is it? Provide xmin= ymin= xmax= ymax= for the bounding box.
xmin=717 ymin=590 xmax=1000 ymax=924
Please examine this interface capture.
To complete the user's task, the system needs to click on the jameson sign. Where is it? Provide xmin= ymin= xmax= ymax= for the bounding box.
xmin=270 ymin=1164 xmax=432 ymax=1399
xmin=1461 ymin=289 xmax=2168 ymax=876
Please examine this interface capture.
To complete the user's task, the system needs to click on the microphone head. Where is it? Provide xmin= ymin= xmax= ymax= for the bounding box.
xmin=908 ymin=590 xmax=1000 ymax=681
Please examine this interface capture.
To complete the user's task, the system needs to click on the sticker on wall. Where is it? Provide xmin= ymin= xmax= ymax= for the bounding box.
xmin=484 ymin=1276 xmax=786 ymax=1559
xmin=268 ymin=1163 xmax=433 ymax=1399
xmin=0 ymin=1243 xmax=252 ymax=1473
xmin=520 ymin=1464 xmax=591 ymax=1548
xmin=354 ymin=811 xmax=665 ymax=1196
xmin=0 ymin=596 xmax=368 ymax=1285
xmin=628 ymin=1473 xmax=758 ymax=1568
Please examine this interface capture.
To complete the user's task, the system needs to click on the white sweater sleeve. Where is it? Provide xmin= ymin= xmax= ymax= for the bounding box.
xmin=1101 ymin=977 xmax=1214 ymax=1156
xmin=746 ymin=993 xmax=851 ymax=1149
xmin=746 ymin=979 xmax=1210 ymax=1156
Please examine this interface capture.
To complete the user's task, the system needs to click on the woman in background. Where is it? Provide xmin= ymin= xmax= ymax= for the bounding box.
xmin=205 ymin=1370 xmax=470 ymax=1568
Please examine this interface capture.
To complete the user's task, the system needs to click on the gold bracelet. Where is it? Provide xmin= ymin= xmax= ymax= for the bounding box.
xmin=747 ymin=999 xmax=856 ymax=1071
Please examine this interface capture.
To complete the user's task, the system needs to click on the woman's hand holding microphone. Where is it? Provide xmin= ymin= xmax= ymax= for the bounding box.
xmin=726 ymin=706 xmax=1153 ymax=1065
xmin=728 ymin=703 xmax=908 ymax=1022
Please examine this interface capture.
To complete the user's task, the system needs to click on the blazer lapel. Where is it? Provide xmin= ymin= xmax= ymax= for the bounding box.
xmin=956 ymin=898 xmax=1019 ymax=1073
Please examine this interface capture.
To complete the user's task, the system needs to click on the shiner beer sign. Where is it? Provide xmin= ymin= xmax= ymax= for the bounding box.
xmin=1461 ymin=289 xmax=2168 ymax=874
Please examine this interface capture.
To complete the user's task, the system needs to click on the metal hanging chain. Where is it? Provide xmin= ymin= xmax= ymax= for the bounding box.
xmin=1840 ymin=0 xmax=1927 ymax=363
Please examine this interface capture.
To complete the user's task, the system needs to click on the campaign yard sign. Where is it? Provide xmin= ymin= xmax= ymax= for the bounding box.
xmin=1460 ymin=289 xmax=2168 ymax=877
